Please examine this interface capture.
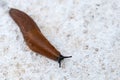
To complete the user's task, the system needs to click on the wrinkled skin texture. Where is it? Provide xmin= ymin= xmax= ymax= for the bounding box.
xmin=9 ymin=8 xmax=60 ymax=61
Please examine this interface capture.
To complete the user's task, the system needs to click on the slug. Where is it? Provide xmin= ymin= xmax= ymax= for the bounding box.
xmin=9 ymin=8 xmax=72 ymax=67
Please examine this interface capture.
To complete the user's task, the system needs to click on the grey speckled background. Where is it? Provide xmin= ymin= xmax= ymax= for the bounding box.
xmin=0 ymin=0 xmax=120 ymax=80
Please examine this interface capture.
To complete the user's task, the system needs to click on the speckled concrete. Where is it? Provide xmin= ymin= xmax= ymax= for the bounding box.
xmin=0 ymin=0 xmax=120 ymax=80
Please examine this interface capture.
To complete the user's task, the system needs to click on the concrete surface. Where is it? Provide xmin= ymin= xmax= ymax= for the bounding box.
xmin=0 ymin=0 xmax=120 ymax=80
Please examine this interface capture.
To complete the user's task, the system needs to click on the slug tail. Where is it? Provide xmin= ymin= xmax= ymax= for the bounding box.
xmin=58 ymin=55 xmax=72 ymax=67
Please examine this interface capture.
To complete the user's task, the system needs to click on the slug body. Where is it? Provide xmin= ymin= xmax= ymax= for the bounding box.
xmin=9 ymin=8 xmax=71 ymax=67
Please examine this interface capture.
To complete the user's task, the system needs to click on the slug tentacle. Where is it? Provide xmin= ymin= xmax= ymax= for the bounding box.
xmin=58 ymin=55 xmax=72 ymax=67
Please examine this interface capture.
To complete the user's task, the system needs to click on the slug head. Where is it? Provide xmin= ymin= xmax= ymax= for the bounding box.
xmin=58 ymin=55 xmax=72 ymax=67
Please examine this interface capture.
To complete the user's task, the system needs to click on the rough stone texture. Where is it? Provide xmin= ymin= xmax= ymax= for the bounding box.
xmin=0 ymin=0 xmax=120 ymax=80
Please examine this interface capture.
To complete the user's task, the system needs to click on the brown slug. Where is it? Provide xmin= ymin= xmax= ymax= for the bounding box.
xmin=9 ymin=8 xmax=72 ymax=67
